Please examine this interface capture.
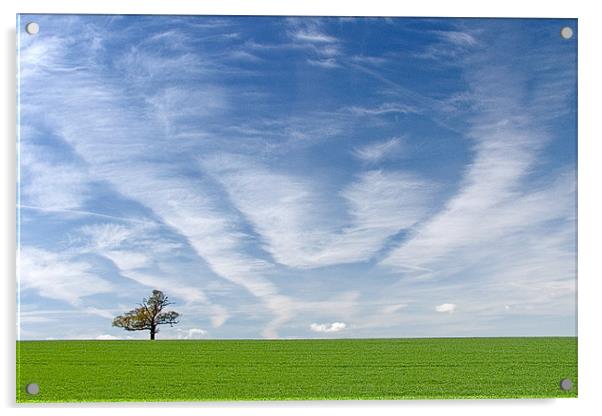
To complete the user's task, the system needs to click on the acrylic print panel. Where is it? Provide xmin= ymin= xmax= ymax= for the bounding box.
xmin=16 ymin=15 xmax=577 ymax=402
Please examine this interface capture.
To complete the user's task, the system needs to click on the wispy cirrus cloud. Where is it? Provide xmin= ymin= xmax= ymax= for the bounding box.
xmin=77 ymin=221 xmax=233 ymax=328
xmin=202 ymin=155 xmax=434 ymax=269
xmin=381 ymin=67 xmax=575 ymax=285
xmin=415 ymin=29 xmax=480 ymax=61
xmin=377 ymin=23 xmax=576 ymax=333
xmin=353 ymin=137 xmax=405 ymax=163
xmin=19 ymin=28 xmax=297 ymax=336
xmin=19 ymin=247 xmax=114 ymax=306
xmin=350 ymin=55 xmax=389 ymax=66
xmin=286 ymin=19 xmax=342 ymax=68
xmin=345 ymin=103 xmax=418 ymax=116
xmin=432 ymin=30 xmax=478 ymax=47
xmin=381 ymin=303 xmax=408 ymax=314
xmin=288 ymin=18 xmax=338 ymax=44
xmin=307 ymin=58 xmax=339 ymax=69
xmin=19 ymin=141 xmax=91 ymax=211
xmin=292 ymin=29 xmax=337 ymax=43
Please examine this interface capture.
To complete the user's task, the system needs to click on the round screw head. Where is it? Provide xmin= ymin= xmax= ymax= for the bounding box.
xmin=25 ymin=383 xmax=40 ymax=395
xmin=25 ymin=22 xmax=39 ymax=35
xmin=560 ymin=26 xmax=573 ymax=40
xmin=559 ymin=378 xmax=573 ymax=391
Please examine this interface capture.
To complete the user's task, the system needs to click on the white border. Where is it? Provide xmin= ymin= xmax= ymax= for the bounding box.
xmin=2 ymin=1 xmax=601 ymax=415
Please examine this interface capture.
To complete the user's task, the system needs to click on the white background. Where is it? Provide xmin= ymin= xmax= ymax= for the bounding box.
xmin=1 ymin=1 xmax=600 ymax=415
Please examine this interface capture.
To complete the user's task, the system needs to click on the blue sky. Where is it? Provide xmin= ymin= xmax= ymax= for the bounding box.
xmin=17 ymin=15 xmax=577 ymax=340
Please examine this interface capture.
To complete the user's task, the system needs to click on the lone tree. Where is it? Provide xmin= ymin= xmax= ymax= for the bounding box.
xmin=113 ymin=290 xmax=180 ymax=340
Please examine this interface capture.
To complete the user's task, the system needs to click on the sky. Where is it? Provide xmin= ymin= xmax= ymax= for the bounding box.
xmin=17 ymin=15 xmax=577 ymax=340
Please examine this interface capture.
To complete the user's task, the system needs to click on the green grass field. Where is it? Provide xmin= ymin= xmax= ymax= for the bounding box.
xmin=16 ymin=337 xmax=577 ymax=402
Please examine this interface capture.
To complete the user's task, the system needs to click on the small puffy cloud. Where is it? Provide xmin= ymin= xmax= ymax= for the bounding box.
xmin=435 ymin=303 xmax=457 ymax=313
xmin=177 ymin=328 xmax=208 ymax=339
xmin=96 ymin=334 xmax=119 ymax=340
xmin=310 ymin=322 xmax=347 ymax=333
xmin=187 ymin=328 xmax=207 ymax=338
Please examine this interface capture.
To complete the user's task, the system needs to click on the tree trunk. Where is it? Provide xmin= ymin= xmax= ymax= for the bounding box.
xmin=150 ymin=326 xmax=156 ymax=340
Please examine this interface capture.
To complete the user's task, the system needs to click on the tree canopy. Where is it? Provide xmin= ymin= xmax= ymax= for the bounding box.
xmin=113 ymin=290 xmax=180 ymax=340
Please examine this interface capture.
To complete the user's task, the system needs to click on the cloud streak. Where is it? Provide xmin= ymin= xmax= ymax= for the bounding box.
xmin=353 ymin=137 xmax=405 ymax=163
xmin=202 ymin=155 xmax=434 ymax=269
xmin=19 ymin=247 xmax=114 ymax=306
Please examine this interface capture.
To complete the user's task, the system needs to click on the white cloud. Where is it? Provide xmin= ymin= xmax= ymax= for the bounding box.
xmin=435 ymin=303 xmax=457 ymax=313
xmin=80 ymin=221 xmax=183 ymax=257
xmin=146 ymin=86 xmax=228 ymax=138
xmin=78 ymin=221 xmax=236 ymax=330
xmin=378 ymin=29 xmax=576 ymax=327
xmin=415 ymin=30 xmax=478 ymax=61
xmin=19 ymin=315 xmax=54 ymax=324
xmin=19 ymin=142 xmax=90 ymax=211
xmin=96 ymin=169 xmax=284 ymax=334
xmin=382 ymin=303 xmax=407 ymax=314
xmin=292 ymin=29 xmax=337 ymax=44
xmin=209 ymin=304 xmax=229 ymax=328
xmin=177 ymin=328 xmax=208 ymax=339
xmin=19 ymin=247 xmax=114 ymax=306
xmin=96 ymin=334 xmax=120 ymax=340
xmin=433 ymin=30 xmax=478 ymax=47
xmin=104 ymin=250 xmax=150 ymax=270
xmin=353 ymin=137 xmax=405 ymax=163
xmin=115 ymin=46 xmax=208 ymax=85
xmin=83 ymin=307 xmax=117 ymax=320
xmin=346 ymin=103 xmax=418 ymax=116
xmin=80 ymin=223 xmax=138 ymax=250
xmin=351 ymin=55 xmax=389 ymax=66
xmin=227 ymin=50 xmax=263 ymax=62
xmin=188 ymin=328 xmax=207 ymax=338
xmin=307 ymin=58 xmax=339 ymax=69
xmin=202 ymin=155 xmax=433 ymax=269
xmin=342 ymin=170 xmax=432 ymax=232
xmin=19 ymin=34 xmax=78 ymax=79
xmin=310 ymin=322 xmax=347 ymax=333
xmin=22 ymin=164 xmax=89 ymax=210
xmin=381 ymin=41 xmax=576 ymax=287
